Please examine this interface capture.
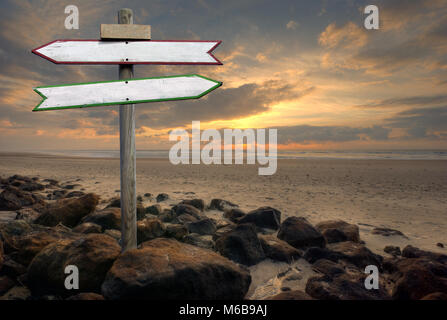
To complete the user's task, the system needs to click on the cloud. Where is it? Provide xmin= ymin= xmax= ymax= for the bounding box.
xmin=357 ymin=94 xmax=447 ymax=108
xmin=319 ymin=22 xmax=368 ymax=49
xmin=286 ymin=20 xmax=298 ymax=30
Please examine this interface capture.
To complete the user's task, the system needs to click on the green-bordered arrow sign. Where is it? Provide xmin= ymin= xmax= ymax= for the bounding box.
xmin=33 ymin=74 xmax=222 ymax=111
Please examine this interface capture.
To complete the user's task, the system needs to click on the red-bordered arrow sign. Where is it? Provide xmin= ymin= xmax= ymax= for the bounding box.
xmin=32 ymin=40 xmax=222 ymax=65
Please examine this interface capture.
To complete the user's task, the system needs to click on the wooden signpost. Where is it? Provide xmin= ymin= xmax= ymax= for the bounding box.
xmin=32 ymin=8 xmax=222 ymax=252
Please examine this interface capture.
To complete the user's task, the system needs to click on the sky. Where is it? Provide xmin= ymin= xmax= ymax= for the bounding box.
xmin=0 ymin=0 xmax=446 ymax=151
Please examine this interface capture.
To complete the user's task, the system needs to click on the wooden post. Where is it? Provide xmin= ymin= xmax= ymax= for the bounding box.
xmin=118 ymin=8 xmax=137 ymax=251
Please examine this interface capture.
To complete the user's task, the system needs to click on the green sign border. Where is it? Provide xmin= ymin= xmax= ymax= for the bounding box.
xmin=33 ymin=74 xmax=222 ymax=112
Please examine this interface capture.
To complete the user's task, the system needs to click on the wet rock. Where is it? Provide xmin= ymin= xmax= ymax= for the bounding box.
xmin=312 ymin=259 xmax=345 ymax=278
xmin=390 ymin=258 xmax=447 ymax=300
xmin=213 ymin=224 xmax=236 ymax=241
xmin=15 ymin=208 xmax=40 ymax=224
xmin=237 ymin=207 xmax=281 ymax=230
xmin=372 ymin=227 xmax=406 ymax=238
xmin=266 ymin=290 xmax=313 ymax=300
xmin=137 ymin=218 xmax=166 ymax=244
xmin=0 ymin=186 xmax=45 ymax=211
xmin=145 ymin=204 xmax=162 ymax=215
xmin=327 ymin=241 xmax=383 ymax=269
xmin=209 ymin=199 xmax=238 ymax=211
xmin=156 ymin=193 xmax=169 ymax=202
xmin=401 ymin=245 xmax=447 ymax=264
xmin=0 ymin=286 xmax=31 ymax=300
xmin=102 ymin=238 xmax=251 ymax=300
xmin=277 ymin=217 xmax=326 ymax=249
xmin=164 ymin=223 xmax=188 ymax=240
xmin=66 ymin=292 xmax=105 ymax=300
xmin=180 ymin=199 xmax=205 ymax=211
xmin=28 ymin=234 xmax=120 ymax=295
xmin=223 ymin=208 xmax=246 ymax=223
xmin=73 ymin=222 xmax=102 ymax=234
xmin=259 ymin=234 xmax=301 ymax=263
xmin=172 ymin=204 xmax=204 ymax=220
xmin=183 ymin=233 xmax=215 ymax=250
xmin=186 ymin=218 xmax=216 ymax=236
xmin=0 ymin=276 xmax=15 ymax=295
xmin=34 ymin=193 xmax=99 ymax=228
xmin=316 ymin=220 xmax=360 ymax=243
xmin=215 ymin=224 xmax=265 ymax=266
xmin=303 ymin=247 xmax=344 ymax=264
xmin=384 ymin=246 xmax=401 ymax=256
xmin=175 ymin=213 xmax=199 ymax=224
xmin=82 ymin=207 xmax=121 ymax=231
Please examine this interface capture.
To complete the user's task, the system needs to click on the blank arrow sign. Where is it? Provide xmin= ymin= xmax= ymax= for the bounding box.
xmin=32 ymin=40 xmax=222 ymax=65
xmin=33 ymin=74 xmax=222 ymax=111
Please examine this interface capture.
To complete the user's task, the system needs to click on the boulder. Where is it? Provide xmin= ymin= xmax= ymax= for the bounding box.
xmin=315 ymin=220 xmax=360 ymax=243
xmin=0 ymin=256 xmax=27 ymax=278
xmin=327 ymin=241 xmax=383 ymax=269
xmin=27 ymin=234 xmax=120 ymax=295
xmin=183 ymin=234 xmax=215 ymax=250
xmin=180 ymin=199 xmax=205 ymax=211
xmin=176 ymin=214 xmax=199 ymax=224
xmin=277 ymin=217 xmax=326 ymax=249
xmin=19 ymin=181 xmax=45 ymax=192
xmin=185 ymin=218 xmax=216 ymax=236
xmin=237 ymin=207 xmax=281 ymax=230
xmin=303 ymin=247 xmax=344 ymax=264
xmin=15 ymin=208 xmax=40 ymax=223
xmin=384 ymin=246 xmax=401 ymax=256
xmin=390 ymin=258 xmax=447 ymax=300
xmin=65 ymin=191 xmax=86 ymax=198
xmin=34 ymin=193 xmax=99 ymax=227
xmin=145 ymin=204 xmax=162 ymax=215
xmin=73 ymin=222 xmax=102 ymax=234
xmin=266 ymin=290 xmax=313 ymax=300
xmin=0 ymin=186 xmax=44 ymax=211
xmin=0 ymin=276 xmax=15 ymax=296
xmin=104 ymin=229 xmax=121 ymax=241
xmin=420 ymin=292 xmax=447 ymax=300
xmin=106 ymin=197 xmax=121 ymax=208
xmin=372 ymin=227 xmax=406 ymax=238
xmin=312 ymin=259 xmax=346 ymax=278
xmin=137 ymin=218 xmax=166 ymax=244
xmin=164 ymin=223 xmax=188 ymax=240
xmin=215 ymin=224 xmax=265 ymax=266
xmin=223 ymin=208 xmax=246 ymax=223
xmin=156 ymin=193 xmax=169 ymax=202
xmin=101 ymin=238 xmax=251 ymax=300
xmin=66 ymin=293 xmax=105 ymax=300
xmin=213 ymin=224 xmax=236 ymax=241
xmin=209 ymin=199 xmax=238 ymax=211
xmin=402 ymin=245 xmax=447 ymax=264
xmin=82 ymin=207 xmax=121 ymax=231
xmin=158 ymin=209 xmax=175 ymax=223
xmin=0 ymin=286 xmax=31 ymax=300
xmin=172 ymin=204 xmax=203 ymax=220
xmin=258 ymin=234 xmax=301 ymax=263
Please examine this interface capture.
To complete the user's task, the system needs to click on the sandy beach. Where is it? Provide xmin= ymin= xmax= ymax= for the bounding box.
xmin=0 ymin=152 xmax=446 ymax=299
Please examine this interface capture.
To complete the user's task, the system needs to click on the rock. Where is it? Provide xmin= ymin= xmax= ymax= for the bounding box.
xmin=0 ymin=286 xmax=31 ymax=300
xmin=137 ymin=218 xmax=165 ymax=244
xmin=143 ymin=193 xmax=152 ymax=198
xmin=0 ymin=257 xmax=27 ymax=277
xmin=258 ymin=234 xmax=301 ymax=263
xmin=65 ymin=191 xmax=86 ymax=198
xmin=237 ymin=207 xmax=281 ymax=230
xmin=137 ymin=195 xmax=143 ymax=202
xmin=223 ymin=208 xmax=246 ymax=223
xmin=156 ymin=193 xmax=169 ymax=202
xmin=34 ymin=193 xmax=99 ymax=228
xmin=172 ymin=204 xmax=203 ymax=220
xmin=19 ymin=181 xmax=45 ymax=192
xmin=48 ymin=189 xmax=67 ymax=200
xmin=62 ymin=184 xmax=81 ymax=190
xmin=0 ymin=276 xmax=15 ymax=295
xmin=316 ymin=220 xmax=360 ymax=243
xmin=303 ymin=247 xmax=344 ymax=264
xmin=420 ymin=292 xmax=447 ymax=300
xmin=0 ymin=238 xmax=3 ymax=270
xmin=401 ymin=245 xmax=447 ymax=264
xmin=327 ymin=241 xmax=383 ymax=269
xmin=66 ymin=293 xmax=105 ymax=300
xmin=266 ymin=290 xmax=313 ymax=300
xmin=306 ymin=271 xmax=390 ymax=300
xmin=0 ymin=186 xmax=45 ymax=210
xmin=82 ymin=207 xmax=121 ymax=231
xmin=312 ymin=259 xmax=345 ymax=278
xmin=136 ymin=203 xmax=146 ymax=221
xmin=158 ymin=209 xmax=175 ymax=223
xmin=101 ymin=238 xmax=251 ymax=300
xmin=73 ymin=222 xmax=102 ymax=234
xmin=28 ymin=234 xmax=120 ymax=295
xmin=384 ymin=246 xmax=401 ymax=256
xmin=213 ymin=224 xmax=236 ymax=241
xmin=391 ymin=258 xmax=447 ymax=300
xmin=1 ymin=223 xmax=80 ymax=266
xmin=215 ymin=224 xmax=265 ymax=266
xmin=145 ymin=204 xmax=162 ymax=215
xmin=183 ymin=234 xmax=215 ymax=250
xmin=209 ymin=199 xmax=238 ymax=211
xmin=186 ymin=218 xmax=216 ymax=236
xmin=104 ymin=229 xmax=121 ymax=241
xmin=437 ymin=243 xmax=444 ymax=248
xmin=372 ymin=227 xmax=406 ymax=238
xmin=164 ymin=223 xmax=188 ymax=240
xmin=176 ymin=214 xmax=199 ymax=224
xmin=106 ymin=197 xmax=121 ymax=208
xmin=43 ymin=178 xmax=59 ymax=186
xmin=180 ymin=199 xmax=205 ymax=211
xmin=15 ymin=208 xmax=40 ymax=223
xmin=277 ymin=217 xmax=326 ymax=249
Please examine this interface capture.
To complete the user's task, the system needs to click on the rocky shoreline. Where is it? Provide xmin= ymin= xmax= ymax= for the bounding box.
xmin=0 ymin=174 xmax=446 ymax=300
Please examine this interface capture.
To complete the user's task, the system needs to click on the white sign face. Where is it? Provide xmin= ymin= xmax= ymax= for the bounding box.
xmin=32 ymin=40 xmax=222 ymax=65
xmin=33 ymin=74 xmax=222 ymax=111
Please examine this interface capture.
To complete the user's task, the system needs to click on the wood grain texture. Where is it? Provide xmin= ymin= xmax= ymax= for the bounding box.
xmin=100 ymin=24 xmax=151 ymax=40
xmin=118 ymin=8 xmax=137 ymax=252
